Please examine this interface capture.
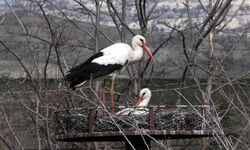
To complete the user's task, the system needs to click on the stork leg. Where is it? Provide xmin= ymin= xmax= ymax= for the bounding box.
xmin=102 ymin=80 xmax=106 ymax=109
xmin=110 ymin=79 xmax=115 ymax=113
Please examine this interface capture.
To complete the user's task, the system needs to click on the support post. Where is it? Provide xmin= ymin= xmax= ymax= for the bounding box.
xmin=149 ymin=107 xmax=155 ymax=130
xmin=88 ymin=109 xmax=95 ymax=132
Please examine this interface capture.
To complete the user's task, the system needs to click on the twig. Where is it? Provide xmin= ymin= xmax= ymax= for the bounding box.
xmin=0 ymin=95 xmax=24 ymax=150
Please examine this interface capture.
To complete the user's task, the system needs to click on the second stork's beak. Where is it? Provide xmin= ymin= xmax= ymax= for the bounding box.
xmin=142 ymin=43 xmax=155 ymax=61
xmin=135 ymin=96 xmax=144 ymax=106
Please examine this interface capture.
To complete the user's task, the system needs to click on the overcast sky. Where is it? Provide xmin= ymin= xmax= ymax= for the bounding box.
xmin=0 ymin=0 xmax=4 ymax=4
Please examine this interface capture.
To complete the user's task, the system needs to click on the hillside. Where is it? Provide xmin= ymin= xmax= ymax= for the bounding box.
xmin=1 ymin=0 xmax=250 ymax=31
xmin=0 ymin=4 xmax=249 ymax=79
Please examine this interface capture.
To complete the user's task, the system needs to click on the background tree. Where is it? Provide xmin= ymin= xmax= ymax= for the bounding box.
xmin=0 ymin=0 xmax=249 ymax=149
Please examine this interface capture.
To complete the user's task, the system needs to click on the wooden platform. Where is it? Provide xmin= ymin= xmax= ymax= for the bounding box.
xmin=56 ymin=130 xmax=214 ymax=142
xmin=54 ymin=105 xmax=216 ymax=142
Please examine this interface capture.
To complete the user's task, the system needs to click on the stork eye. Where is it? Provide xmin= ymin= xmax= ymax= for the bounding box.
xmin=142 ymin=92 xmax=146 ymax=96
xmin=139 ymin=39 xmax=144 ymax=43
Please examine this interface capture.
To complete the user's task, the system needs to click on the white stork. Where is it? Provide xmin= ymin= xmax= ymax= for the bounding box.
xmin=65 ymin=35 xmax=155 ymax=113
xmin=116 ymin=88 xmax=151 ymax=116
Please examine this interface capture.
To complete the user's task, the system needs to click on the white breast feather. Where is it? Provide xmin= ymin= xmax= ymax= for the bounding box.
xmin=92 ymin=43 xmax=132 ymax=65
xmin=116 ymin=107 xmax=149 ymax=116
xmin=116 ymin=108 xmax=134 ymax=115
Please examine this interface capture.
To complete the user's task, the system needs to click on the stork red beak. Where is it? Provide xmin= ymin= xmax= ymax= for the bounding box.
xmin=135 ymin=96 xmax=144 ymax=106
xmin=142 ymin=43 xmax=155 ymax=61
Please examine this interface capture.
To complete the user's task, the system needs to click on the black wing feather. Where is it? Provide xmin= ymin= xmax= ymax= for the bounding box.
xmin=68 ymin=52 xmax=103 ymax=73
xmin=65 ymin=52 xmax=124 ymax=90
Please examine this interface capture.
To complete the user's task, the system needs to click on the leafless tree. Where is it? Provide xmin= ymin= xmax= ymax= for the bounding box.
xmin=0 ymin=0 xmax=249 ymax=149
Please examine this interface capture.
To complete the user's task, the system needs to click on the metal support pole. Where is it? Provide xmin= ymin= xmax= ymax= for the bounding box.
xmin=88 ymin=109 xmax=95 ymax=132
xmin=125 ymin=137 xmax=150 ymax=150
xmin=149 ymin=107 xmax=155 ymax=130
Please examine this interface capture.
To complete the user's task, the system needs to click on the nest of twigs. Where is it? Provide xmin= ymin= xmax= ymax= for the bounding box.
xmin=55 ymin=106 xmax=214 ymax=135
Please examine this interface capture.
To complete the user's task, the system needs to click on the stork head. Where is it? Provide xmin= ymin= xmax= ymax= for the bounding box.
xmin=132 ymin=35 xmax=155 ymax=61
xmin=135 ymin=88 xmax=152 ymax=107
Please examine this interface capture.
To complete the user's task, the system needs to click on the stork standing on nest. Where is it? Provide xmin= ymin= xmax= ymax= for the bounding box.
xmin=65 ymin=35 xmax=155 ymax=113
xmin=116 ymin=88 xmax=152 ymax=116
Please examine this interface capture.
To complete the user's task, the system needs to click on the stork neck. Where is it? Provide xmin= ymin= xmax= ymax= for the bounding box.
xmin=130 ymin=45 xmax=143 ymax=63
xmin=138 ymin=97 xmax=150 ymax=107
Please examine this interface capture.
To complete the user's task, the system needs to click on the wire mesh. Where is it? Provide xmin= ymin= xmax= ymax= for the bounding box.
xmin=54 ymin=106 xmax=216 ymax=137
